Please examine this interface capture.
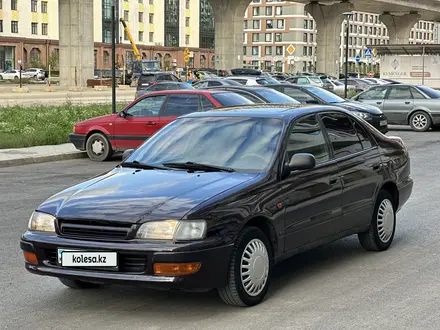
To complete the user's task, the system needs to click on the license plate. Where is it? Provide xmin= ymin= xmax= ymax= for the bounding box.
xmin=58 ymin=249 xmax=117 ymax=267
xmin=380 ymin=120 xmax=387 ymax=126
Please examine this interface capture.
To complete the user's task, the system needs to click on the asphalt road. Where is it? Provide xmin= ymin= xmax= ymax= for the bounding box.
xmin=1 ymin=127 xmax=440 ymax=330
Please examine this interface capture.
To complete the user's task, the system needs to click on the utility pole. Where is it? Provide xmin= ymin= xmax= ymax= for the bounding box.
xmin=111 ymin=2 xmax=116 ymax=114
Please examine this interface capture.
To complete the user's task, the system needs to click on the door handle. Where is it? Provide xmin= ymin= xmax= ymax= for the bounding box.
xmin=376 ymin=102 xmax=382 ymax=105
xmin=405 ymin=101 xmax=410 ymax=104
xmin=329 ymin=177 xmax=339 ymax=185
xmin=145 ymin=121 xmax=156 ymax=126
xmin=372 ymin=163 xmax=382 ymax=170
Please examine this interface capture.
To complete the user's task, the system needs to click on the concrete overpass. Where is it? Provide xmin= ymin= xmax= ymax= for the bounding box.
xmin=59 ymin=0 xmax=440 ymax=87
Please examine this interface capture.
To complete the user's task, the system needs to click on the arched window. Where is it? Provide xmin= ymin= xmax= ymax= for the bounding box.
xmin=164 ymin=53 xmax=171 ymax=71
xmin=30 ymin=48 xmax=41 ymax=61
xmin=200 ymin=55 xmax=206 ymax=67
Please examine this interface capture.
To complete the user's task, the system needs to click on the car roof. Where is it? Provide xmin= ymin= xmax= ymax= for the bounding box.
xmin=227 ymin=76 xmax=267 ymax=80
xmin=138 ymin=89 xmax=232 ymax=97
xmin=181 ymin=104 xmax=355 ymax=121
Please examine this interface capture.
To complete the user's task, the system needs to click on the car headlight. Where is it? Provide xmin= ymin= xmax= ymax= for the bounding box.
xmin=28 ymin=211 xmax=56 ymax=232
xmin=352 ymin=111 xmax=371 ymax=120
xmin=135 ymin=220 xmax=207 ymax=240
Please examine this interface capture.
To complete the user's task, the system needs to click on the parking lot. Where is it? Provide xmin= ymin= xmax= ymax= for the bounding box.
xmin=1 ymin=127 xmax=439 ymax=330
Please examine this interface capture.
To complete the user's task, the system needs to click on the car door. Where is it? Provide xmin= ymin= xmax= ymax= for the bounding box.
xmin=113 ymin=94 xmax=167 ymax=149
xmin=4 ymin=70 xmax=16 ymax=80
xmin=281 ymin=114 xmax=343 ymax=252
xmin=355 ymin=86 xmax=388 ymax=111
xmin=157 ymin=93 xmax=201 ymax=130
xmin=382 ymin=85 xmax=414 ymax=124
xmin=319 ymin=111 xmax=382 ymax=231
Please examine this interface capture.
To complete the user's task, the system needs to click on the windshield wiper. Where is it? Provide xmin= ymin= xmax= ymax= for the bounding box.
xmin=162 ymin=162 xmax=235 ymax=173
xmin=120 ymin=161 xmax=169 ymax=170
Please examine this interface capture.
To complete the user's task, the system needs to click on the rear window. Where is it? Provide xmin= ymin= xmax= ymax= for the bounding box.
xmin=211 ymin=92 xmax=255 ymax=106
xmin=417 ymin=86 xmax=440 ymax=99
xmin=309 ymin=77 xmax=322 ymax=84
xmin=254 ymin=89 xmax=300 ymax=104
xmin=139 ymin=75 xmax=156 ymax=86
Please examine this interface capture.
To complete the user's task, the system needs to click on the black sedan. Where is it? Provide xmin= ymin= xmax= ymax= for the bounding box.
xmin=135 ymin=81 xmax=193 ymax=99
xmin=20 ymin=105 xmax=413 ymax=306
xmin=267 ymin=84 xmax=389 ymax=133
xmin=202 ymin=85 xmax=300 ymax=104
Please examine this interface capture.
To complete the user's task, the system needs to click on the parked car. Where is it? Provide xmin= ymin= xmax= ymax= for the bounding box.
xmin=266 ymin=84 xmax=388 ymax=133
xmin=69 ymin=90 xmax=255 ymax=161
xmin=362 ymin=78 xmax=392 ymax=85
xmin=286 ymin=75 xmax=324 ymax=87
xmin=21 ymin=104 xmax=413 ymax=306
xmin=192 ymin=78 xmax=242 ymax=89
xmin=352 ymin=84 xmax=440 ymax=131
xmin=0 ymin=69 xmax=32 ymax=80
xmin=135 ymin=82 xmax=193 ymax=99
xmin=202 ymin=86 xmax=300 ymax=104
xmin=326 ymin=79 xmax=355 ymax=96
xmin=224 ymin=76 xmax=280 ymax=86
xmin=338 ymin=78 xmax=371 ymax=92
xmin=24 ymin=68 xmax=46 ymax=80
xmin=137 ymin=72 xmax=181 ymax=90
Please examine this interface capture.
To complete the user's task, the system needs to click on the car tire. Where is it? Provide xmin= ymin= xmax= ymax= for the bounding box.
xmin=85 ymin=132 xmax=113 ymax=162
xmin=218 ymin=226 xmax=272 ymax=307
xmin=409 ymin=111 xmax=431 ymax=132
xmin=59 ymin=278 xmax=101 ymax=289
xmin=358 ymin=190 xmax=396 ymax=252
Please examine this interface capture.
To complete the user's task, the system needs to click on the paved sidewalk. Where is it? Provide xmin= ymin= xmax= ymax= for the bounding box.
xmin=0 ymin=143 xmax=87 ymax=168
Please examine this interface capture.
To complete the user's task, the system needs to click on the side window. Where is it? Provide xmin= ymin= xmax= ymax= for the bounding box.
xmin=208 ymin=81 xmax=223 ymax=87
xmin=232 ymin=79 xmax=247 ymax=85
xmin=347 ymin=80 xmax=356 ymax=86
xmin=200 ymin=96 xmax=215 ymax=110
xmin=162 ymin=75 xmax=173 ymax=81
xmin=283 ymin=88 xmax=314 ymax=103
xmin=297 ymin=77 xmax=308 ymax=85
xmin=358 ymin=87 xmax=387 ymax=100
xmin=170 ymin=75 xmax=179 ymax=81
xmin=320 ymin=112 xmax=363 ymax=158
xmin=126 ymin=95 xmax=167 ymax=117
xmin=162 ymin=94 xmax=200 ymax=116
xmin=286 ymin=115 xmax=330 ymax=164
xmin=352 ymin=119 xmax=374 ymax=149
xmin=236 ymin=92 xmax=264 ymax=103
xmin=387 ymin=86 xmax=411 ymax=99
xmin=410 ymin=87 xmax=426 ymax=99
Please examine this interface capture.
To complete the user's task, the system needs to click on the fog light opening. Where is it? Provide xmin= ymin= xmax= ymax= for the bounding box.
xmin=153 ymin=262 xmax=201 ymax=276
xmin=23 ymin=251 xmax=38 ymax=265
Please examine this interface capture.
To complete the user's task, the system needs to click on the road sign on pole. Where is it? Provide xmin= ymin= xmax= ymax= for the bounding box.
xmin=184 ymin=55 xmax=190 ymax=63
xmin=286 ymin=44 xmax=296 ymax=55
xmin=364 ymin=49 xmax=373 ymax=57
xmin=355 ymin=55 xmax=361 ymax=62
xmin=372 ymin=48 xmax=377 ymax=56
xmin=184 ymin=48 xmax=190 ymax=57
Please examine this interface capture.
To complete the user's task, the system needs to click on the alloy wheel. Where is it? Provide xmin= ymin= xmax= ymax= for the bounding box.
xmin=412 ymin=114 xmax=428 ymax=130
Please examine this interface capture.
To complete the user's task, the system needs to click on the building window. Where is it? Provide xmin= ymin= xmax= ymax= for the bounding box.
xmin=277 ymin=19 xmax=284 ymax=29
xmin=11 ymin=21 xmax=18 ymax=33
xmin=0 ymin=20 xmax=2 ymax=33
xmin=0 ymin=0 xmax=2 ymax=9
xmin=303 ymin=33 xmax=307 ymax=42
xmin=124 ymin=31 xmax=128 ymax=40
xmin=253 ymin=20 xmax=260 ymax=29
xmin=252 ymin=33 xmax=259 ymax=42
xmin=309 ymin=20 xmax=313 ymax=29
xmin=139 ymin=31 xmax=143 ymax=41
xmin=185 ymin=17 xmax=190 ymax=27
xmin=244 ymin=20 xmax=248 ymax=29
xmin=42 ymin=23 xmax=48 ymax=35
xmin=310 ymin=34 xmax=313 ymax=42
xmin=308 ymin=46 xmax=312 ymax=56
xmin=185 ymin=34 xmax=189 ymax=44
xmin=199 ymin=0 xmax=214 ymax=49
xmin=253 ymin=7 xmax=260 ymax=16
xmin=303 ymin=47 xmax=307 ymax=56
xmin=275 ymin=6 xmax=282 ymax=15
xmin=266 ymin=20 xmax=273 ymax=29
xmin=165 ymin=0 xmax=179 ymax=47
xmin=252 ymin=46 xmax=259 ymax=55
xmin=11 ymin=0 xmax=17 ymax=10
xmin=149 ymin=14 xmax=154 ymax=23
xmin=41 ymin=1 xmax=47 ymax=13
xmin=276 ymin=46 xmax=282 ymax=55
xmin=265 ymin=33 xmax=271 ymax=42
xmin=275 ymin=33 xmax=282 ymax=42
xmin=186 ymin=0 xmax=190 ymax=9
xmin=139 ymin=12 xmax=143 ymax=22
xmin=31 ymin=0 xmax=37 ymax=12
xmin=265 ymin=6 xmax=272 ymax=16
xmin=104 ymin=51 xmax=110 ymax=64
xmin=149 ymin=32 xmax=154 ymax=42
xmin=304 ymin=20 xmax=308 ymax=29
xmin=265 ymin=46 xmax=272 ymax=55
xmin=124 ymin=11 xmax=129 ymax=21
xmin=243 ymin=46 xmax=246 ymax=55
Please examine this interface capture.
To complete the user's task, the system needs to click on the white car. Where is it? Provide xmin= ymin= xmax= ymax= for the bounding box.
xmin=362 ymin=78 xmax=390 ymax=85
xmin=224 ymin=76 xmax=277 ymax=86
xmin=0 ymin=70 xmax=32 ymax=81
xmin=327 ymin=79 xmax=355 ymax=96
xmin=25 ymin=68 xmax=46 ymax=80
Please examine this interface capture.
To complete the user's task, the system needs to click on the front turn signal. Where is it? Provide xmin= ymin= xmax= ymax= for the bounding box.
xmin=153 ymin=262 xmax=201 ymax=276
xmin=23 ymin=251 xmax=38 ymax=265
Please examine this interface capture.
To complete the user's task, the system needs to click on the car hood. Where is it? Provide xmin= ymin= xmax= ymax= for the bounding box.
xmin=76 ymin=113 xmax=118 ymax=126
xmin=37 ymin=167 xmax=260 ymax=223
xmin=336 ymin=101 xmax=382 ymax=114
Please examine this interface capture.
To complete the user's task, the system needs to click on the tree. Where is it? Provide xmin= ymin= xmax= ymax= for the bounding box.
xmin=47 ymin=51 xmax=59 ymax=70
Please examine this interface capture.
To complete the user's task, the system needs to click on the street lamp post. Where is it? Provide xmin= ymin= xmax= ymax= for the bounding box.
xmin=111 ymin=1 xmax=117 ymax=114
xmin=343 ymin=11 xmax=353 ymax=98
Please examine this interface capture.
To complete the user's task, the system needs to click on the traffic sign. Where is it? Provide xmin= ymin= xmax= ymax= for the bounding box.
xmin=372 ymin=48 xmax=377 ymax=56
xmin=364 ymin=49 xmax=373 ymax=57
xmin=184 ymin=48 xmax=190 ymax=56
xmin=355 ymin=55 xmax=361 ymax=62
xmin=286 ymin=44 xmax=296 ymax=55
xmin=184 ymin=55 xmax=190 ymax=63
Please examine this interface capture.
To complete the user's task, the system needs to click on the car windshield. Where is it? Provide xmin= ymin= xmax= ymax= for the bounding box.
xmin=139 ymin=75 xmax=155 ymax=86
xmin=142 ymin=61 xmax=161 ymax=71
xmin=211 ymin=92 xmax=255 ymax=106
xmin=256 ymin=78 xmax=270 ymax=85
xmin=262 ymin=77 xmax=280 ymax=84
xmin=303 ymin=86 xmax=345 ymax=103
xmin=254 ymin=89 xmax=300 ymax=104
xmin=417 ymin=86 xmax=440 ymax=99
xmin=309 ymin=77 xmax=322 ymax=84
xmin=124 ymin=116 xmax=284 ymax=172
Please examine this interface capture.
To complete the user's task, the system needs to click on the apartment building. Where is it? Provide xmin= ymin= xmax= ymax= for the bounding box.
xmin=0 ymin=0 xmax=215 ymax=71
xmin=244 ymin=0 xmax=438 ymax=74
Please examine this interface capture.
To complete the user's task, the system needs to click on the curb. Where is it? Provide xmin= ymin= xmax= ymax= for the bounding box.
xmin=0 ymin=151 xmax=88 ymax=168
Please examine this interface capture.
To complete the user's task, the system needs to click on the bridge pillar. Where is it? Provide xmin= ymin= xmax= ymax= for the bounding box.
xmin=305 ymin=1 xmax=354 ymax=77
xmin=59 ymin=0 xmax=95 ymax=88
xmin=209 ymin=0 xmax=250 ymax=70
xmin=379 ymin=12 xmax=421 ymax=44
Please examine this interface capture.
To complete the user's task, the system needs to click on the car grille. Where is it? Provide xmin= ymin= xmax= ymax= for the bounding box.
xmin=57 ymin=219 xmax=133 ymax=240
xmin=43 ymin=249 xmax=147 ymax=273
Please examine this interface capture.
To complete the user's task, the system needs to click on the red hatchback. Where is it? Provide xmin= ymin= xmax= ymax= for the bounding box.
xmin=69 ymin=90 xmax=254 ymax=161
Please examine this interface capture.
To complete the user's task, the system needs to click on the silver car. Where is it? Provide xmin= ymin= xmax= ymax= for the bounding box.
xmin=352 ymin=84 xmax=440 ymax=132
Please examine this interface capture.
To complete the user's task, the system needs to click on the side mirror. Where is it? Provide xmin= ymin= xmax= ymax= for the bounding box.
xmin=119 ymin=110 xmax=127 ymax=118
xmin=288 ymin=153 xmax=316 ymax=171
xmin=122 ymin=149 xmax=135 ymax=160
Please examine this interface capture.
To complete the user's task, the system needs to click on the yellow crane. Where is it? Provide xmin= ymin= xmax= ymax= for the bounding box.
xmin=120 ymin=18 xmax=141 ymax=61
